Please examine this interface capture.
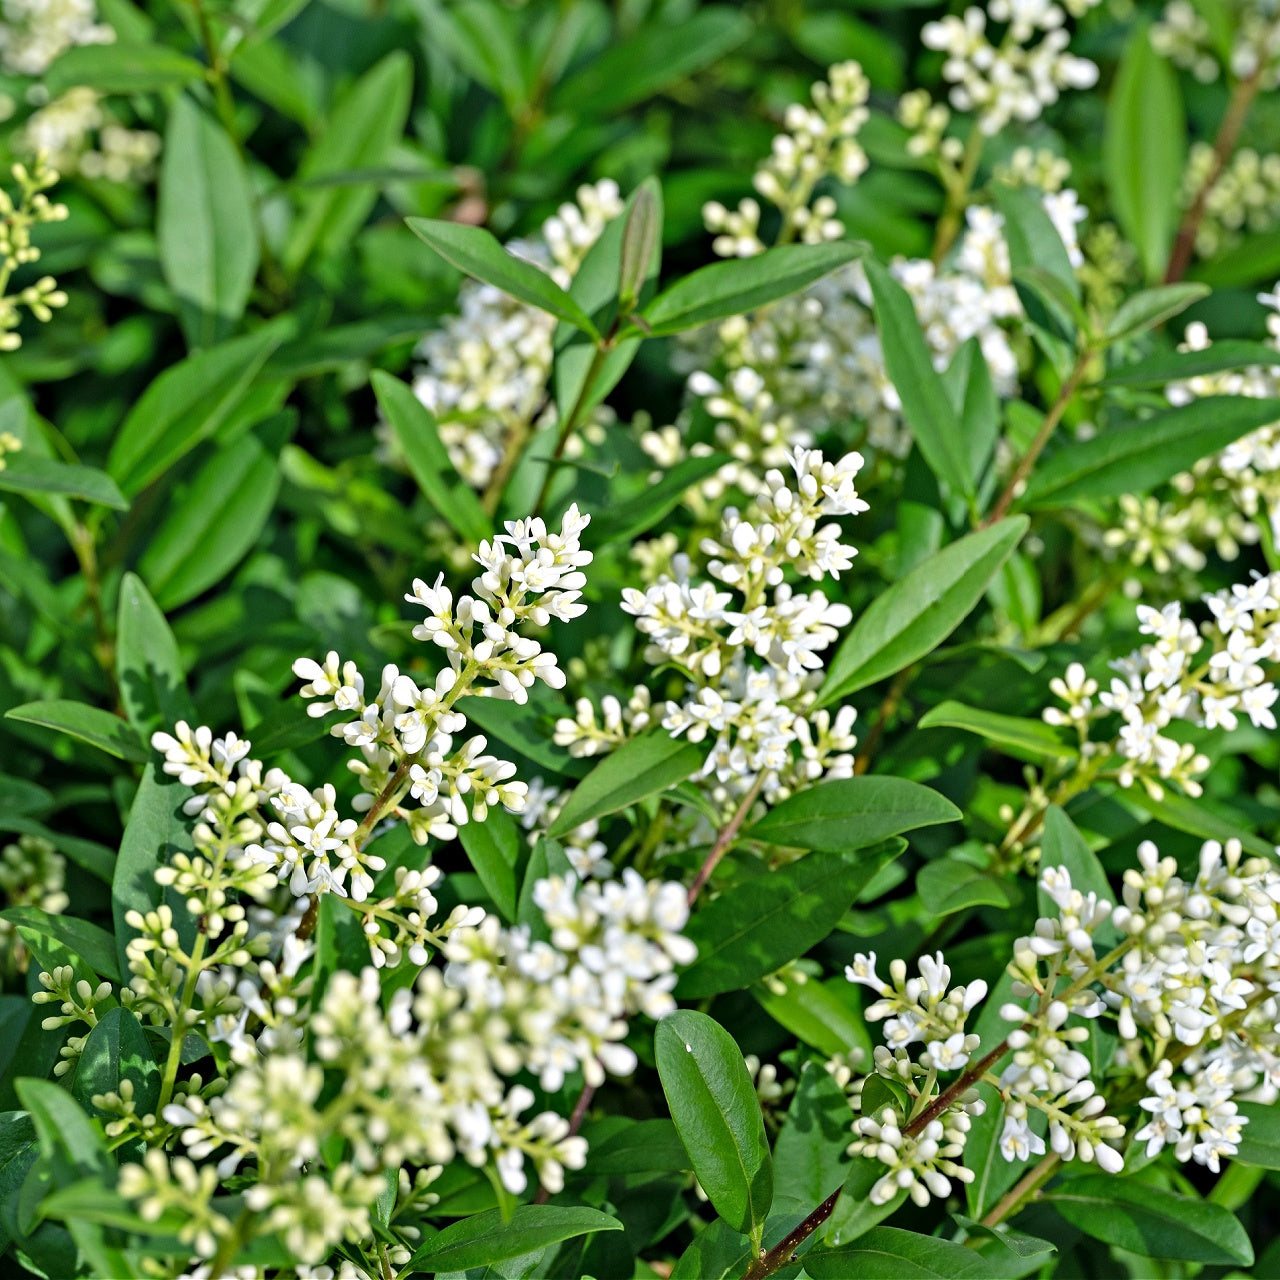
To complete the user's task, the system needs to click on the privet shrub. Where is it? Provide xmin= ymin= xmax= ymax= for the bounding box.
xmin=2 ymin=1 xmax=1280 ymax=1278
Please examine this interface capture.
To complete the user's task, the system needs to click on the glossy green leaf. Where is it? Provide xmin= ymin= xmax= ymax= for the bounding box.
xmin=106 ymin=326 xmax=284 ymax=496
xmin=5 ymin=700 xmax=144 ymax=762
xmin=656 ymin=1010 xmax=773 ymax=1240
xmin=371 ymin=370 xmax=492 ymax=544
xmin=458 ymin=808 xmax=521 ymax=923
xmin=1105 ymin=283 xmax=1209 ymax=342
xmin=917 ymin=701 xmax=1078 ymax=764
xmin=406 ymin=218 xmax=599 ymax=337
xmin=678 ymin=844 xmax=902 ymax=997
xmin=1023 ymin=396 xmax=1280 ymax=507
xmin=70 ymin=1008 xmax=160 ymax=1120
xmin=116 ymin=572 xmax=193 ymax=737
xmin=640 ymin=242 xmax=864 ymax=337
xmin=45 ymin=42 xmax=204 ymax=96
xmin=112 ymin=766 xmax=196 ymax=976
xmin=1103 ymin=340 xmax=1280 ymax=386
xmin=918 ymin=857 xmax=1017 ymax=916
xmin=750 ymin=777 xmax=958 ymax=852
xmin=818 ymin=518 xmax=1028 ymax=704
xmin=406 ymin=1205 xmax=622 ymax=1272
xmin=863 ymin=256 xmax=972 ymax=498
xmin=1036 ymin=806 xmax=1114 ymax=915
xmin=992 ymin=183 xmax=1081 ymax=302
xmin=1103 ymin=23 xmax=1186 ymax=280
xmin=0 ymin=455 xmax=126 ymax=510
xmin=547 ymin=730 xmax=703 ymax=838
xmin=549 ymin=7 xmax=752 ymax=115
xmin=2 ymin=910 xmax=120 ymax=984
xmin=1050 ymin=1176 xmax=1252 ymax=1265
xmin=14 ymin=1080 xmax=110 ymax=1184
xmin=808 ymin=1226 xmax=991 ymax=1278
xmin=1234 ymin=1102 xmax=1280 ymax=1169
xmin=286 ymin=51 xmax=414 ymax=270
xmin=158 ymin=95 xmax=259 ymax=348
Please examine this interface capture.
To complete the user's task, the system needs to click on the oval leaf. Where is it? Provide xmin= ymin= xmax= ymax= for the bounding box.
xmin=656 ymin=1009 xmax=773 ymax=1240
xmin=406 ymin=1205 xmax=622 ymax=1272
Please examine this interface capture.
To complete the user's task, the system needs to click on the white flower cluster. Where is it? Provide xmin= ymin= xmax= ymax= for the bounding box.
xmin=670 ymin=62 xmax=1089 ymax=481
xmin=0 ymin=0 xmax=111 ymax=76
xmin=118 ymin=844 xmax=693 ymax=1262
xmin=1044 ymin=571 xmax=1280 ymax=799
xmin=703 ymin=61 xmax=869 ymax=257
xmin=1182 ymin=144 xmax=1280 ymax=258
xmin=1035 ymin=840 xmax=1280 ymax=1174
xmin=1153 ymin=0 xmax=1280 ymax=89
xmin=845 ymin=954 xmax=989 ymax=1205
xmin=0 ymin=156 xmax=69 ymax=350
xmin=1151 ymin=288 xmax=1280 ymax=555
xmin=922 ymin=0 xmax=1102 ymax=135
xmin=520 ymin=776 xmax=612 ymax=878
xmin=559 ymin=449 xmax=864 ymax=812
xmin=0 ymin=832 xmax=67 ymax=976
xmin=409 ymin=181 xmax=623 ymax=488
xmin=836 ymin=832 xmax=1280 ymax=1208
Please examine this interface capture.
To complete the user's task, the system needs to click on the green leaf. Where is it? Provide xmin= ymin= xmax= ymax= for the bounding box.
xmin=106 ymin=326 xmax=285 ymax=496
xmin=588 ymin=453 xmax=729 ymax=545
xmin=1 ymin=910 xmax=120 ymax=984
xmin=406 ymin=218 xmax=600 ymax=338
xmin=370 ymin=370 xmax=492 ymax=545
xmin=285 ymin=51 xmax=414 ymax=271
xmin=917 ymin=701 xmax=1078 ymax=764
xmin=818 ymin=518 xmax=1028 ymax=705
xmin=553 ymin=179 xmax=662 ymax=425
xmin=1103 ymin=340 xmax=1280 ymax=386
xmin=1022 ymin=397 xmax=1280 ymax=507
xmin=639 ymin=242 xmax=864 ymax=337
xmin=549 ymin=7 xmax=752 ymax=115
xmin=546 ymin=730 xmax=703 ymax=838
xmin=1105 ymin=283 xmax=1210 ymax=343
xmin=1036 ymin=806 xmax=1114 ymax=915
xmin=5 ymin=700 xmax=144 ymax=762
xmin=113 ymin=766 xmax=196 ymax=977
xmin=458 ymin=809 xmax=521 ymax=923
xmin=406 ymin=1205 xmax=622 ymax=1272
xmin=157 ymin=95 xmax=260 ymax=349
xmin=863 ymin=256 xmax=972 ymax=499
xmin=940 ymin=338 xmax=1000 ymax=487
xmin=918 ymin=857 xmax=1017 ymax=916
xmin=0 ymin=456 xmax=127 ymax=510
xmin=45 ymin=42 xmax=204 ymax=96
xmin=656 ymin=1010 xmax=773 ymax=1240
xmin=116 ymin=573 xmax=193 ymax=737
xmin=754 ymin=975 xmax=871 ymax=1061
xmin=678 ymin=844 xmax=902 ymax=997
xmin=137 ymin=421 xmax=289 ymax=608
xmin=14 ymin=1080 xmax=110 ymax=1184
xmin=587 ymin=1119 xmax=691 ymax=1176
xmin=1050 ymin=1176 xmax=1252 ymax=1265
xmin=1234 ymin=1102 xmax=1280 ymax=1169
xmin=808 ymin=1226 xmax=992 ymax=1278
xmin=749 ymin=777 xmax=958 ymax=853
xmin=991 ymin=184 xmax=1081 ymax=302
xmin=823 ymin=1158 xmax=907 ymax=1247
xmin=1103 ymin=23 xmax=1186 ymax=281
xmin=1127 ymin=787 xmax=1274 ymax=860
xmin=619 ymin=180 xmax=663 ymax=310
xmin=773 ymin=1064 xmax=856 ymax=1205
xmin=70 ymin=1008 xmax=160 ymax=1121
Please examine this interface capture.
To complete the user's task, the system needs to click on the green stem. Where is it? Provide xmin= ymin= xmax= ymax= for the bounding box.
xmin=156 ymin=930 xmax=207 ymax=1111
xmin=979 ymin=1153 xmax=1060 ymax=1229
xmin=532 ymin=338 xmax=613 ymax=518
xmin=931 ymin=127 xmax=984 ymax=267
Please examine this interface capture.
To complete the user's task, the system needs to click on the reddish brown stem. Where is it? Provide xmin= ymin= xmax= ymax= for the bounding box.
xmin=1165 ymin=68 xmax=1263 ymax=285
xmin=687 ymin=775 xmax=766 ymax=906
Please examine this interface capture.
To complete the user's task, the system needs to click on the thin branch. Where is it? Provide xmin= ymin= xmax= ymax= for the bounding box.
xmin=687 ymin=774 xmax=766 ymax=906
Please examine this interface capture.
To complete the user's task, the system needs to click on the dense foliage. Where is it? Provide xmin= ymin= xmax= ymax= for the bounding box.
xmin=3 ymin=0 xmax=1280 ymax=1277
